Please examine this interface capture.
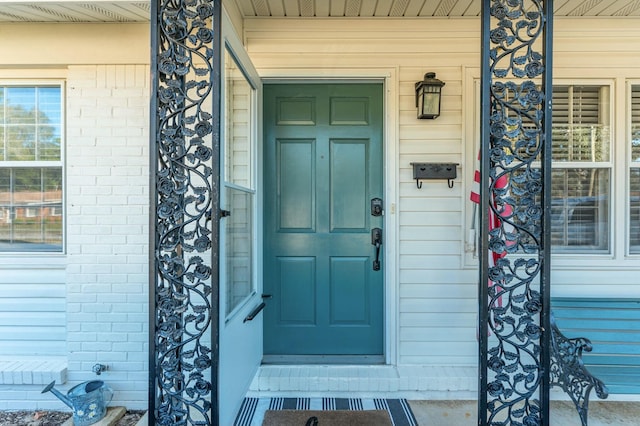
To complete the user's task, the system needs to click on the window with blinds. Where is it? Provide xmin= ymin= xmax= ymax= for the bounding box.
xmin=551 ymin=85 xmax=611 ymax=252
xmin=630 ymin=85 xmax=640 ymax=254
xmin=0 ymin=85 xmax=64 ymax=252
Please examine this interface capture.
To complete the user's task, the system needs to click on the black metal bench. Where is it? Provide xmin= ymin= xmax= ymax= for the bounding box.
xmin=550 ymin=297 xmax=640 ymax=425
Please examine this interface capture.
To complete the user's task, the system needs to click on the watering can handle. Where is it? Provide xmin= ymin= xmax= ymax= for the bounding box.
xmin=104 ymin=385 xmax=114 ymax=405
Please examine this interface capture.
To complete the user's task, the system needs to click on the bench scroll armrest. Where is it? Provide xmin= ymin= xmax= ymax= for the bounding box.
xmin=550 ymin=313 xmax=609 ymax=426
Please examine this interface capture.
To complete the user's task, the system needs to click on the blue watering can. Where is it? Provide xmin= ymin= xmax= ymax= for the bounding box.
xmin=42 ymin=380 xmax=113 ymax=426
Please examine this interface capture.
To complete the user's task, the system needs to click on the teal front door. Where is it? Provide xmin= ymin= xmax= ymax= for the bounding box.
xmin=263 ymin=83 xmax=384 ymax=357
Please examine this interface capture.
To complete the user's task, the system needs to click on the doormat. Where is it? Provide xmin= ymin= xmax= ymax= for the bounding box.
xmin=233 ymin=397 xmax=418 ymax=426
xmin=262 ymin=409 xmax=392 ymax=426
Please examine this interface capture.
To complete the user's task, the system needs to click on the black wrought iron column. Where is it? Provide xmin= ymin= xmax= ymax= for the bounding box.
xmin=479 ymin=0 xmax=553 ymax=425
xmin=150 ymin=0 xmax=221 ymax=424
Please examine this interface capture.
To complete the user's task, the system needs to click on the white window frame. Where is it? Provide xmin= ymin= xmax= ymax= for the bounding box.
xmin=549 ymin=82 xmax=613 ymax=255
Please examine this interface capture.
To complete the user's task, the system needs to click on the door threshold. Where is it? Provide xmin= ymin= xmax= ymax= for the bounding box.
xmin=262 ymin=355 xmax=385 ymax=365
xmin=248 ymin=365 xmax=478 ymax=397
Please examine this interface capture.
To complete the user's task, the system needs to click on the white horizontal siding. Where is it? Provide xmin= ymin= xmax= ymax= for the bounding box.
xmin=245 ymin=18 xmax=477 ymax=367
xmin=245 ymin=16 xmax=640 ymax=367
xmin=401 ymin=312 xmax=475 ymax=328
xmin=0 ymin=262 xmax=66 ymax=356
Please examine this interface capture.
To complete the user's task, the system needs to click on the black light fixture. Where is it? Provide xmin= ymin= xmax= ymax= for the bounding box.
xmin=415 ymin=72 xmax=445 ymax=119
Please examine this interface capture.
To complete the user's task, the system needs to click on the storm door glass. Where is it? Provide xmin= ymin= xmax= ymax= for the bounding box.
xmin=223 ymin=47 xmax=255 ymax=316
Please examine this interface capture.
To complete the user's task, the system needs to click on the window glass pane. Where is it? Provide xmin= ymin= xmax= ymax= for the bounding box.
xmin=14 ymin=168 xmax=41 ymax=203
xmin=6 ymin=87 xmax=36 ymax=124
xmin=38 ymin=87 xmax=62 ymax=124
xmin=37 ymin=87 xmax=62 ymax=161
xmin=551 ymin=168 xmax=609 ymax=251
xmin=39 ymin=124 xmax=61 ymax=161
xmin=0 ymin=167 xmax=62 ymax=252
xmin=225 ymin=187 xmax=253 ymax=315
xmin=43 ymin=168 xmax=63 ymax=246
xmin=44 ymin=168 xmax=63 ymax=201
xmin=2 ymin=86 xmax=61 ymax=161
xmin=632 ymin=85 xmax=640 ymax=162
xmin=0 ymin=169 xmax=9 ymax=204
xmin=0 ymin=169 xmax=8 ymax=244
xmin=7 ymin=125 xmax=36 ymax=160
xmin=224 ymin=48 xmax=253 ymax=188
xmin=630 ymin=169 xmax=640 ymax=253
xmin=0 ymin=87 xmax=5 ymax=123
xmin=552 ymin=85 xmax=610 ymax=162
xmin=550 ymin=84 xmax=611 ymax=253
xmin=632 ymin=85 xmax=640 ymax=254
xmin=0 ymin=88 xmax=4 ymax=161
xmin=6 ymin=88 xmax=37 ymax=160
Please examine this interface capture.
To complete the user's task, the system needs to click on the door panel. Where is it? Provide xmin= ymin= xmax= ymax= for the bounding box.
xmin=264 ymin=83 xmax=383 ymax=357
xmin=330 ymin=257 xmax=369 ymax=324
xmin=277 ymin=139 xmax=315 ymax=230
xmin=278 ymin=256 xmax=316 ymax=324
xmin=330 ymin=140 xmax=367 ymax=231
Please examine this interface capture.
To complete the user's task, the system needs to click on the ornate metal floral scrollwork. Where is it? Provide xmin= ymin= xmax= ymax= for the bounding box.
xmin=151 ymin=0 xmax=219 ymax=424
xmin=550 ymin=315 xmax=609 ymax=426
xmin=480 ymin=1 xmax=550 ymax=425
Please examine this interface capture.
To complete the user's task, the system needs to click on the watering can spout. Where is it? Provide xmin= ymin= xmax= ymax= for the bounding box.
xmin=42 ymin=381 xmax=74 ymax=409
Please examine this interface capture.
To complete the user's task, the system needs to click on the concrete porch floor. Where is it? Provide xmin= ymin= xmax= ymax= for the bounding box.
xmin=247 ymin=365 xmax=640 ymax=424
xmin=409 ymin=400 xmax=640 ymax=425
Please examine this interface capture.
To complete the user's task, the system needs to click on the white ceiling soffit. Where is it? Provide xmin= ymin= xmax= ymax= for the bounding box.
xmin=235 ymin=0 xmax=640 ymax=18
xmin=0 ymin=0 xmax=639 ymax=22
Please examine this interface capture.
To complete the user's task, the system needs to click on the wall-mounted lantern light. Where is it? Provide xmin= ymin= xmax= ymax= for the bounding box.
xmin=415 ymin=72 xmax=445 ymax=119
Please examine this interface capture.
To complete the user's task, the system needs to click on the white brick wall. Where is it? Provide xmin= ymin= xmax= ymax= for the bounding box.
xmin=64 ymin=64 xmax=150 ymax=410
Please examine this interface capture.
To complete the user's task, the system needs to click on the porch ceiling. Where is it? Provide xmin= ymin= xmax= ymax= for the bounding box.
xmin=0 ymin=0 xmax=638 ymax=22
